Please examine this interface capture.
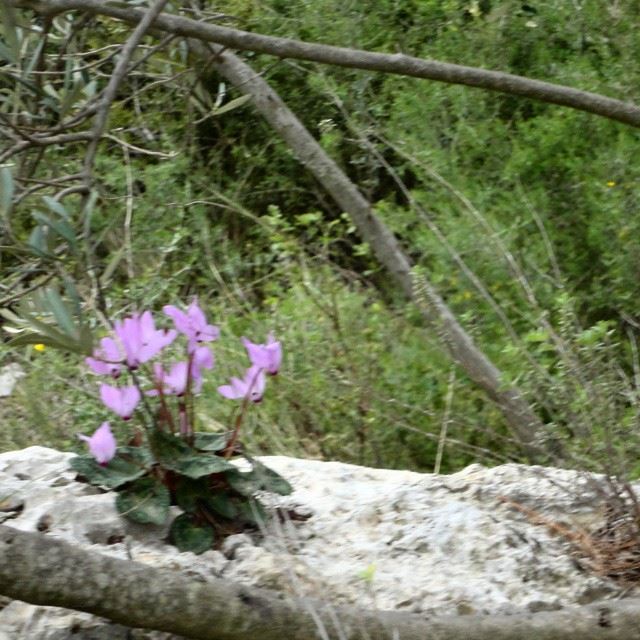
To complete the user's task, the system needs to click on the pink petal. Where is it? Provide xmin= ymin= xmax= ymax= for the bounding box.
xmin=86 ymin=357 xmax=117 ymax=377
xmin=242 ymin=334 xmax=282 ymax=375
xmin=191 ymin=345 xmax=214 ymax=378
xmin=100 ymin=383 xmax=140 ymax=420
xmin=217 ymin=366 xmax=266 ymax=403
xmin=163 ymin=305 xmax=191 ymax=335
xmin=165 ymin=361 xmax=189 ymax=395
xmin=79 ymin=422 xmax=116 ymax=465
xmin=218 ymin=383 xmax=242 ymax=400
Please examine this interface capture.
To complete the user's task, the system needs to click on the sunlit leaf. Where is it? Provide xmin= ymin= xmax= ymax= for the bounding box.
xmin=210 ymin=95 xmax=251 ymax=117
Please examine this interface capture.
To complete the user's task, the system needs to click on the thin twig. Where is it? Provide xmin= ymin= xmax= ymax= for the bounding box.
xmin=82 ymin=0 xmax=171 ymax=185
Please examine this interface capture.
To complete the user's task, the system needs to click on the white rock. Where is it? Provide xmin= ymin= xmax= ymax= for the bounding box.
xmin=0 ymin=363 xmax=25 ymax=398
xmin=0 ymin=447 xmax=626 ymax=638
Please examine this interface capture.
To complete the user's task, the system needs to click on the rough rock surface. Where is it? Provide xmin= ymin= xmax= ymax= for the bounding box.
xmin=0 ymin=446 xmax=627 ymax=639
xmin=0 ymin=363 xmax=24 ymax=398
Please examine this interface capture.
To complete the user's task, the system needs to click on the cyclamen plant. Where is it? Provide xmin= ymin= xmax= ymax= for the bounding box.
xmin=71 ymin=299 xmax=292 ymax=554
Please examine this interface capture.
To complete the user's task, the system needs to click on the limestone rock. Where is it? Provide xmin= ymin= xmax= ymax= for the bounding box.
xmin=0 ymin=447 xmax=627 ymax=638
xmin=0 ymin=364 xmax=24 ymax=398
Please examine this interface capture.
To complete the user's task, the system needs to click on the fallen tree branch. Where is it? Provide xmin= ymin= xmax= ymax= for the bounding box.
xmin=188 ymin=40 xmax=545 ymax=456
xmin=10 ymin=0 xmax=640 ymax=128
xmin=2 ymin=524 xmax=640 ymax=640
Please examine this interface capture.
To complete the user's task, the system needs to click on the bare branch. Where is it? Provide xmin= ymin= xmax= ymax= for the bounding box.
xmin=0 ymin=131 xmax=94 ymax=164
xmin=10 ymin=0 xmax=640 ymax=128
xmin=82 ymin=0 xmax=170 ymax=182
xmin=2 ymin=524 xmax=640 ymax=640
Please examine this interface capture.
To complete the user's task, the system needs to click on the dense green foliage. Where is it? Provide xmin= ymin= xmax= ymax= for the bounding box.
xmin=1 ymin=0 xmax=640 ymax=475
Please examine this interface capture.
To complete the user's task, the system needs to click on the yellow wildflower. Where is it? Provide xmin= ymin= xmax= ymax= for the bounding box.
xmin=606 ymin=180 xmax=616 ymax=187
xmin=33 ymin=343 xmax=46 ymax=352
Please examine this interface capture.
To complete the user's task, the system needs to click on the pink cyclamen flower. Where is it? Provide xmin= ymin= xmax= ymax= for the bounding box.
xmin=242 ymin=333 xmax=282 ymax=375
xmin=148 ymin=361 xmax=194 ymax=396
xmin=114 ymin=311 xmax=176 ymax=370
xmin=191 ymin=344 xmax=214 ymax=377
xmin=85 ymin=337 xmax=123 ymax=378
xmin=78 ymin=422 xmax=116 ymax=466
xmin=163 ymin=298 xmax=219 ymax=352
xmin=100 ymin=383 xmax=141 ymax=420
xmin=218 ymin=365 xmax=266 ymax=403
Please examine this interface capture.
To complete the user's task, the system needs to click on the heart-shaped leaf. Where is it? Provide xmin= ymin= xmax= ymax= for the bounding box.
xmin=225 ymin=468 xmax=260 ymax=496
xmin=251 ymin=459 xmax=293 ymax=496
xmin=226 ymin=459 xmax=292 ymax=497
xmin=205 ymin=492 xmax=238 ymax=520
xmin=150 ymin=430 xmax=235 ymax=479
xmin=236 ymin=498 xmax=267 ymax=526
xmin=174 ymin=477 xmax=209 ymax=513
xmin=193 ymin=432 xmax=231 ymax=452
xmin=148 ymin=428 xmax=192 ymax=462
xmin=170 ymin=513 xmax=215 ymax=554
xmin=70 ymin=447 xmax=150 ymax=489
xmin=116 ymin=477 xmax=170 ymax=525
xmin=168 ymin=455 xmax=236 ymax=479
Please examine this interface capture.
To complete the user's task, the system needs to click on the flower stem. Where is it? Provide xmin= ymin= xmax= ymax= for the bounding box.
xmin=223 ymin=367 xmax=262 ymax=459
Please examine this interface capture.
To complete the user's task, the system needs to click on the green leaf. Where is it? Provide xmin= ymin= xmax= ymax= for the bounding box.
xmin=170 ymin=513 xmax=215 ymax=554
xmin=175 ymin=477 xmax=238 ymax=520
xmin=0 ymin=167 xmax=13 ymax=217
xmin=100 ymin=245 xmax=127 ymax=285
xmin=61 ymin=276 xmax=83 ymax=316
xmin=32 ymin=211 xmax=77 ymax=251
xmin=225 ymin=469 xmax=260 ymax=497
xmin=41 ymin=196 xmax=71 ymax=221
xmin=7 ymin=313 xmax=81 ymax=353
xmin=226 ymin=459 xmax=293 ymax=497
xmin=70 ymin=447 xmax=150 ymax=489
xmin=0 ymin=0 xmax=19 ymax=61
xmin=149 ymin=430 xmax=235 ymax=479
xmin=116 ymin=477 xmax=170 ymax=525
xmin=8 ymin=332 xmax=76 ymax=351
xmin=193 ymin=432 xmax=231 ymax=452
xmin=170 ymin=455 xmax=236 ymax=479
xmin=27 ymin=225 xmax=54 ymax=259
xmin=236 ymin=498 xmax=267 ymax=526
xmin=174 ymin=476 xmax=209 ymax=513
xmin=78 ymin=323 xmax=95 ymax=355
xmin=0 ymin=39 xmax=15 ymax=64
xmin=205 ymin=492 xmax=238 ymax=520
xmin=148 ymin=428 xmax=193 ymax=461
xmin=251 ymin=459 xmax=293 ymax=496
xmin=24 ymin=37 xmax=45 ymax=78
xmin=43 ymin=287 xmax=77 ymax=337
xmin=210 ymin=94 xmax=251 ymax=117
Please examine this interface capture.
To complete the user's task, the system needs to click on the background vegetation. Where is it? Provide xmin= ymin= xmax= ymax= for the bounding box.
xmin=1 ymin=0 xmax=640 ymax=475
